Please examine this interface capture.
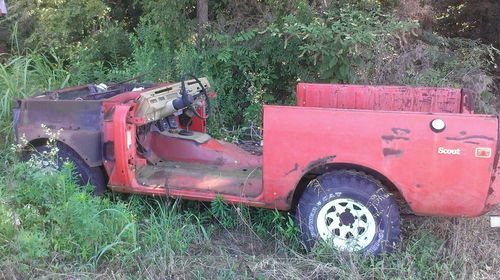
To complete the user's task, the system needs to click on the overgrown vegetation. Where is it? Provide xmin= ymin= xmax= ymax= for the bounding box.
xmin=1 ymin=150 xmax=499 ymax=279
xmin=0 ymin=52 xmax=69 ymax=143
xmin=0 ymin=0 xmax=499 ymax=279
xmin=2 ymin=0 xmax=498 ymax=128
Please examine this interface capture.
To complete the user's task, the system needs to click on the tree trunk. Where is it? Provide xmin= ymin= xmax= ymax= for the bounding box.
xmin=197 ymin=0 xmax=208 ymax=28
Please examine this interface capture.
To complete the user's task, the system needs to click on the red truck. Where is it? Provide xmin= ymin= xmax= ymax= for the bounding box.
xmin=14 ymin=77 xmax=500 ymax=255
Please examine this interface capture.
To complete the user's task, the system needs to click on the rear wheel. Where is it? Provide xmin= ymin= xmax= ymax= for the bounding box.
xmin=24 ymin=142 xmax=107 ymax=195
xmin=295 ymin=170 xmax=400 ymax=255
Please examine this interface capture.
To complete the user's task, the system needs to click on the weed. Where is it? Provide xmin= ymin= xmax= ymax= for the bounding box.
xmin=211 ymin=195 xmax=237 ymax=229
xmin=15 ymin=229 xmax=49 ymax=264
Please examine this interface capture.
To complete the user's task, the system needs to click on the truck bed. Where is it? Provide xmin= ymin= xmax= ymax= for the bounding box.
xmin=263 ymin=104 xmax=497 ymax=216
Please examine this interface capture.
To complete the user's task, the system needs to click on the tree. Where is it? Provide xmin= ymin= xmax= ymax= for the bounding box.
xmin=197 ymin=0 xmax=208 ymax=28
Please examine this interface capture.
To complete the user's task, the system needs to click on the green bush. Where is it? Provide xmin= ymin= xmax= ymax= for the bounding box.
xmin=69 ymin=23 xmax=133 ymax=83
xmin=201 ymin=3 xmax=415 ymax=127
xmin=4 ymin=154 xmax=137 ymax=264
xmin=3 ymin=0 xmax=109 ymax=55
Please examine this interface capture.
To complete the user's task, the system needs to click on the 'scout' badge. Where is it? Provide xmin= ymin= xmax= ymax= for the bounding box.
xmin=438 ymin=147 xmax=461 ymax=155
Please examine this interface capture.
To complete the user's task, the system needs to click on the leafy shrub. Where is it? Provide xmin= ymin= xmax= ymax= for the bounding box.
xmin=70 ymin=23 xmax=133 ymax=83
xmin=3 ymin=140 xmax=138 ymax=265
xmin=3 ymin=0 xmax=109 ymax=55
xmin=201 ymin=3 xmax=415 ymax=127
xmin=268 ymin=3 xmax=415 ymax=83
xmin=357 ymin=31 xmax=500 ymax=113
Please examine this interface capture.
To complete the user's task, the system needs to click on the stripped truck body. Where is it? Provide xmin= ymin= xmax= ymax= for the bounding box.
xmin=14 ymin=79 xmax=500 ymax=254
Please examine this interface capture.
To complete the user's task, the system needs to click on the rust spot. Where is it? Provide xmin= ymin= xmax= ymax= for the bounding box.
xmin=391 ymin=128 xmax=410 ymax=135
xmin=304 ymin=155 xmax=336 ymax=171
xmin=285 ymin=163 xmax=299 ymax=176
xmin=215 ymin=157 xmax=225 ymax=165
xmin=285 ymin=189 xmax=295 ymax=205
xmin=446 ymin=135 xmax=494 ymax=141
xmin=416 ymin=184 xmax=422 ymax=188
xmin=383 ymin=148 xmax=403 ymax=157
xmin=461 ymin=89 xmax=475 ymax=112
xmin=459 ymin=131 xmax=467 ymax=135
xmin=382 ymin=135 xmax=410 ymax=141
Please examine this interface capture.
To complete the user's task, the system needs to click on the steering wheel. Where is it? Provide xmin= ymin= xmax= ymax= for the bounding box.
xmin=180 ymin=74 xmax=211 ymax=120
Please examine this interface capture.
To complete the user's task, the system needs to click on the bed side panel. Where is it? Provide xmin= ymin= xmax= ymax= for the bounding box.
xmin=263 ymin=105 xmax=497 ymax=216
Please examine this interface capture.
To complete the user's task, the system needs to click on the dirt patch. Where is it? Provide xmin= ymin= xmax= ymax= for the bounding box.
xmin=191 ymin=228 xmax=274 ymax=257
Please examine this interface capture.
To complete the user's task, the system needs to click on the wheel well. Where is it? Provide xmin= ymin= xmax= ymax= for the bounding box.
xmin=20 ymin=138 xmax=49 ymax=159
xmin=290 ymin=163 xmax=412 ymax=214
xmin=25 ymin=138 xmax=91 ymax=163
xmin=27 ymin=138 xmax=49 ymax=148
xmin=23 ymin=138 xmax=109 ymax=183
xmin=25 ymin=138 xmax=83 ymax=161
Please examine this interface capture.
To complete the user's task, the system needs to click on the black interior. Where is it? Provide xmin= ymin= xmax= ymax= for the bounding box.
xmin=43 ymin=83 xmax=155 ymax=100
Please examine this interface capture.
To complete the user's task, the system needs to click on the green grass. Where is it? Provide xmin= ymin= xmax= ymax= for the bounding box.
xmin=0 ymin=51 xmax=70 ymax=144
xmin=0 ymin=150 xmax=498 ymax=279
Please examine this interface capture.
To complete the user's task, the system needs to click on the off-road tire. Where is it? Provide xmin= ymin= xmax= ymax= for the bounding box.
xmin=25 ymin=143 xmax=107 ymax=195
xmin=295 ymin=170 xmax=400 ymax=255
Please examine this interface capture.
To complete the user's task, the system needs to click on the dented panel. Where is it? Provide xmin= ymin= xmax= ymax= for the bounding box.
xmin=16 ymin=99 xmax=104 ymax=166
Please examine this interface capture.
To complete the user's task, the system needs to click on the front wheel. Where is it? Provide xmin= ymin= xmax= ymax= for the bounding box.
xmin=295 ymin=170 xmax=400 ymax=255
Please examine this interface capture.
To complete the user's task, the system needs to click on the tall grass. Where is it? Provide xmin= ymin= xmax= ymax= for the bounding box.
xmin=2 ymin=149 xmax=498 ymax=279
xmin=0 ymin=52 xmax=70 ymax=143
